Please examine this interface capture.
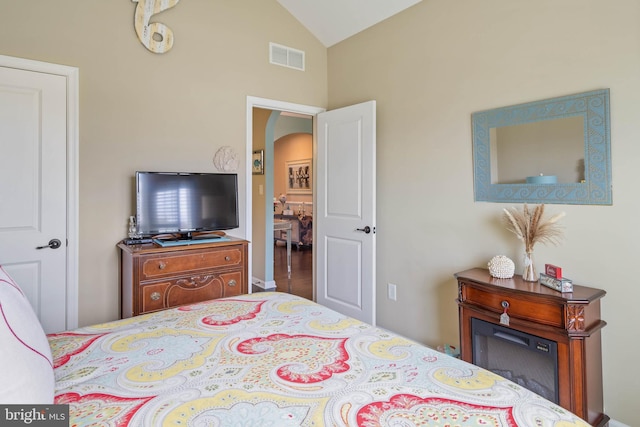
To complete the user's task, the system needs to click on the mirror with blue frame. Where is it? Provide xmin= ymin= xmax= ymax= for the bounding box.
xmin=472 ymin=89 xmax=611 ymax=205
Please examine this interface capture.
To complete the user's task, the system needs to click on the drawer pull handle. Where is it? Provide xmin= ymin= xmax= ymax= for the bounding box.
xmin=225 ymin=256 xmax=231 ymax=261
xmin=177 ymin=275 xmax=213 ymax=287
xmin=158 ymin=262 xmax=166 ymax=270
xmin=150 ymin=292 xmax=161 ymax=301
xmin=228 ymin=279 xmax=236 ymax=287
xmin=500 ymin=300 xmax=510 ymax=326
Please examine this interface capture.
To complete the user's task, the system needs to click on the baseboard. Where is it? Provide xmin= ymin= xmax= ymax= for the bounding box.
xmin=251 ymin=277 xmax=276 ymax=291
xmin=608 ymin=419 xmax=630 ymax=427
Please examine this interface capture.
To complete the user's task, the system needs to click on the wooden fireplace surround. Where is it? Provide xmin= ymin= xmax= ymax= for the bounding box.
xmin=455 ymin=268 xmax=608 ymax=427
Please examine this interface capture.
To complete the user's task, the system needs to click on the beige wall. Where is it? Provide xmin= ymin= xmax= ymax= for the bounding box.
xmin=2 ymin=0 xmax=637 ymax=423
xmin=0 ymin=1 xmax=327 ymax=325
xmin=328 ymin=0 xmax=639 ymax=423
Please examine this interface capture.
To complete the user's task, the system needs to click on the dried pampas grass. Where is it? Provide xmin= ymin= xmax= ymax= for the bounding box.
xmin=502 ymin=204 xmax=565 ymax=253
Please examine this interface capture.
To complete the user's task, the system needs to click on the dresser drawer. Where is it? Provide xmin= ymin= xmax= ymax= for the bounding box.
xmin=140 ymin=270 xmax=243 ymax=314
xmin=140 ymin=246 xmax=243 ymax=280
xmin=462 ymin=282 xmax=564 ymax=328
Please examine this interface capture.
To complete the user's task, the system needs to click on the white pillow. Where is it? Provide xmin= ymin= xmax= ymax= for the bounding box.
xmin=0 ymin=266 xmax=54 ymax=403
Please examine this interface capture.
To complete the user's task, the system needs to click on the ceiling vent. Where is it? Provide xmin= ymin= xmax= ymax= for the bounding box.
xmin=269 ymin=42 xmax=305 ymax=71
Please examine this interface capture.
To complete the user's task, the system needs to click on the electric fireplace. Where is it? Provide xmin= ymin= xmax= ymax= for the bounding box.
xmin=455 ymin=268 xmax=609 ymax=427
xmin=472 ymin=317 xmax=558 ymax=403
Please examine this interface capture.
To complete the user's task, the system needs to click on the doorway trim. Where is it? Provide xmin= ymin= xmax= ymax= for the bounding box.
xmin=0 ymin=55 xmax=79 ymax=329
xmin=245 ymin=96 xmax=324 ymax=294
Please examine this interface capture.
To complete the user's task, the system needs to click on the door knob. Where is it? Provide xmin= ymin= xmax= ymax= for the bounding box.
xmin=36 ymin=238 xmax=62 ymax=250
xmin=355 ymin=226 xmax=372 ymax=234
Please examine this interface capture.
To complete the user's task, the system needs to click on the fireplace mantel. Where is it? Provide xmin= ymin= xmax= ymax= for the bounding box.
xmin=455 ymin=268 xmax=608 ymax=427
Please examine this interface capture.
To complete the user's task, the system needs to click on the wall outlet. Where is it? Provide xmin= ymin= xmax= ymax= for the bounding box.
xmin=387 ymin=283 xmax=397 ymax=301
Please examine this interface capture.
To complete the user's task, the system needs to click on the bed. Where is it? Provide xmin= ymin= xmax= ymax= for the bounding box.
xmin=1 ymin=267 xmax=590 ymax=427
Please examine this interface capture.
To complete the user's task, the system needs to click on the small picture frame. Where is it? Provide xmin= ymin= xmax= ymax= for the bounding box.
xmin=252 ymin=150 xmax=264 ymax=175
xmin=285 ymin=159 xmax=312 ymax=194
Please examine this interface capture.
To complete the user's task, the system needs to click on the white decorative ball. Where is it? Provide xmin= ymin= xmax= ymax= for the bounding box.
xmin=488 ymin=255 xmax=515 ymax=278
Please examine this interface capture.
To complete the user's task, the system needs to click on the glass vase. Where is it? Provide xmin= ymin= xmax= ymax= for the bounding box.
xmin=522 ymin=251 xmax=537 ymax=281
xmin=128 ymin=216 xmax=140 ymax=239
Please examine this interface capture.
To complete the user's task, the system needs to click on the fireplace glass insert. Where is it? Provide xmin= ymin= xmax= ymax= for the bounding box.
xmin=472 ymin=317 xmax=559 ymax=403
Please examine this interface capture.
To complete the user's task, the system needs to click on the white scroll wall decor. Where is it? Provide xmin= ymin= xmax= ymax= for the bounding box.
xmin=213 ymin=146 xmax=240 ymax=172
xmin=132 ymin=0 xmax=181 ymax=54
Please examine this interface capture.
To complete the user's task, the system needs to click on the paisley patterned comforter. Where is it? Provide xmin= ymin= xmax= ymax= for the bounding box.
xmin=48 ymin=292 xmax=590 ymax=426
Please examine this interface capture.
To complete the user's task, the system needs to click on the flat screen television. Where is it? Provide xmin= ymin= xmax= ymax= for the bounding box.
xmin=136 ymin=172 xmax=239 ymax=239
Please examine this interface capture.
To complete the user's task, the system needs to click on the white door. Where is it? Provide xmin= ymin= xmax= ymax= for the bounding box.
xmin=316 ymin=101 xmax=376 ymax=325
xmin=0 ymin=65 xmax=68 ymax=333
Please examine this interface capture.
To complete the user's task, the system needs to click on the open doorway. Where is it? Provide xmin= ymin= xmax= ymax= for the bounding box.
xmin=247 ymin=97 xmax=377 ymax=324
xmin=272 ymin=123 xmax=313 ymax=300
xmin=246 ymin=97 xmax=324 ymax=301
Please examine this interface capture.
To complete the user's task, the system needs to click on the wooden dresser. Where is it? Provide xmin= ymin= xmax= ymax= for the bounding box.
xmin=455 ymin=268 xmax=608 ymax=427
xmin=118 ymin=238 xmax=248 ymax=318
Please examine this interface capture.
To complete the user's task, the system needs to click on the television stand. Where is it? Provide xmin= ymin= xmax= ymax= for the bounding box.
xmin=191 ymin=231 xmax=226 ymax=239
xmin=152 ymin=231 xmax=228 ymax=246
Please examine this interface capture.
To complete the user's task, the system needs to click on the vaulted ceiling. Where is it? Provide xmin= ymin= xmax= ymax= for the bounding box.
xmin=276 ymin=0 xmax=422 ymax=47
